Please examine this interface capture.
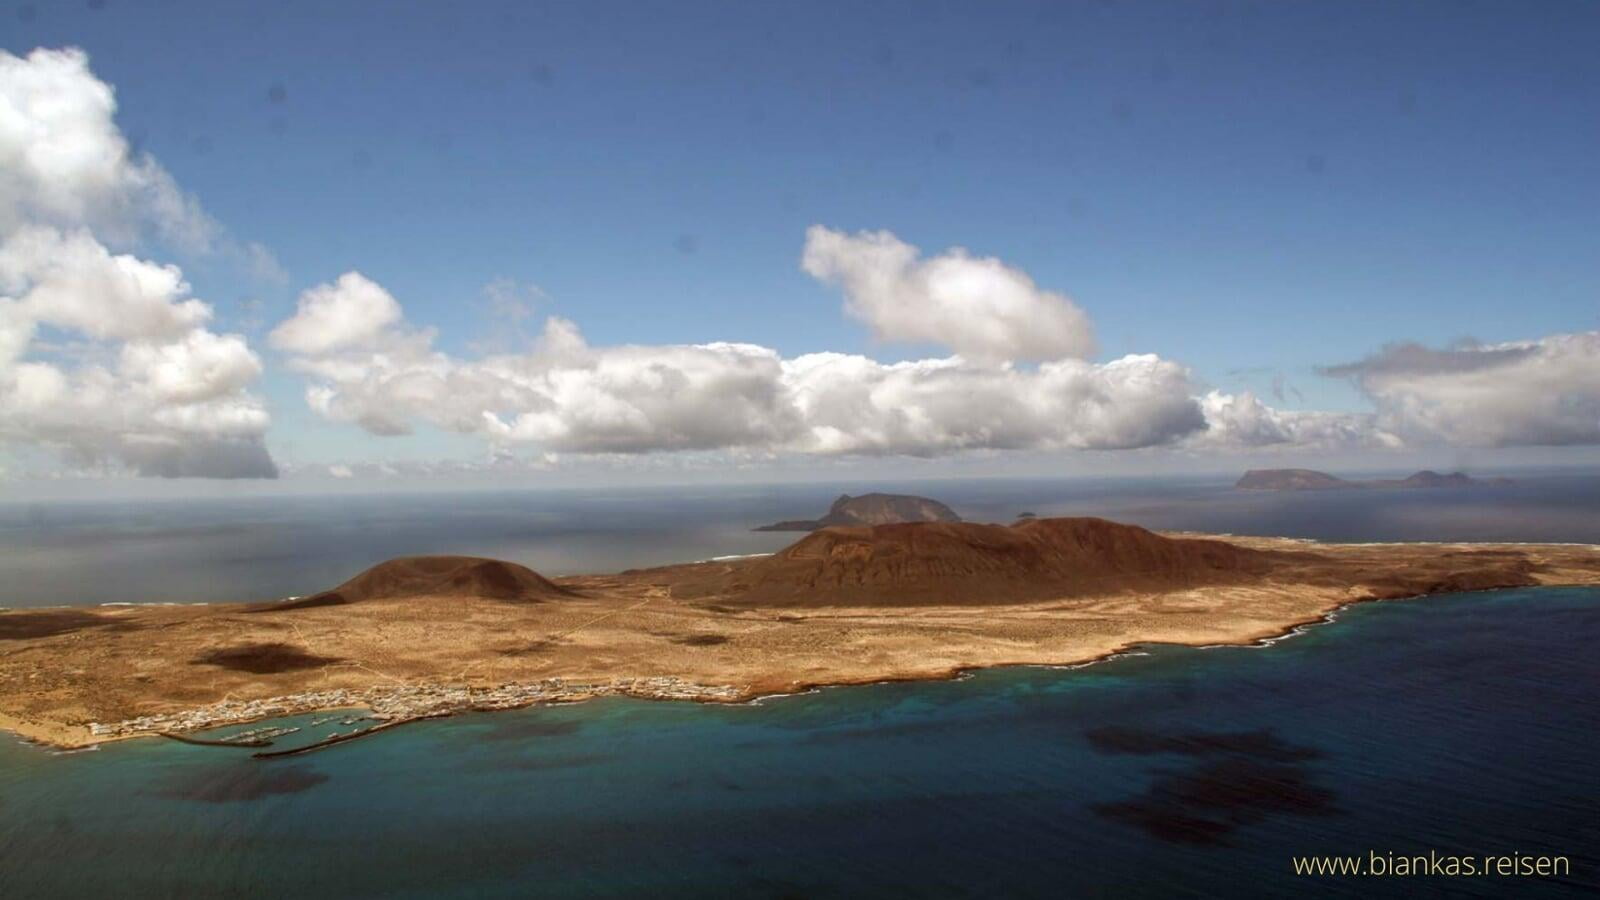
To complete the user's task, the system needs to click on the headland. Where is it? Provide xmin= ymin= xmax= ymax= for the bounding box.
xmin=3 ymin=517 xmax=1597 ymax=750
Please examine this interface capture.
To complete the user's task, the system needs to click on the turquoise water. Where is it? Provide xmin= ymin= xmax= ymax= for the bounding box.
xmin=3 ymin=587 xmax=1597 ymax=897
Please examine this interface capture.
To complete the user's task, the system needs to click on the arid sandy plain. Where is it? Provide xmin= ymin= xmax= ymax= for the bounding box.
xmin=3 ymin=518 xmax=1598 ymax=750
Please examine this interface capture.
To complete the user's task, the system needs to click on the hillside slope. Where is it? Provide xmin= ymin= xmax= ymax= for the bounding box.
xmin=755 ymin=493 xmax=962 ymax=531
xmin=254 ymin=556 xmax=575 ymax=611
xmin=724 ymin=517 xmax=1279 ymax=606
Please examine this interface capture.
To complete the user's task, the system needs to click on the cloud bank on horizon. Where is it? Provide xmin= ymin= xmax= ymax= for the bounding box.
xmin=272 ymin=227 xmax=1596 ymax=465
xmin=271 ymin=230 xmax=1364 ymax=460
xmin=3 ymin=47 xmax=1598 ymax=480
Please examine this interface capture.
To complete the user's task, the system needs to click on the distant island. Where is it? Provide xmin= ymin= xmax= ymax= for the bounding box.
xmin=1236 ymin=468 xmax=1514 ymax=491
xmin=753 ymin=492 xmax=961 ymax=531
xmin=3 ymin=516 xmax=1598 ymax=752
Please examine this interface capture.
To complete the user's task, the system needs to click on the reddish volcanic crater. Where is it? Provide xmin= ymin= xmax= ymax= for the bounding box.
xmin=252 ymin=555 xmax=578 ymax=611
xmin=706 ymin=517 xmax=1284 ymax=606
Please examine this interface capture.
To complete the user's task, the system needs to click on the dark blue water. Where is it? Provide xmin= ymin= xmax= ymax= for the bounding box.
xmin=2 ymin=586 xmax=1596 ymax=897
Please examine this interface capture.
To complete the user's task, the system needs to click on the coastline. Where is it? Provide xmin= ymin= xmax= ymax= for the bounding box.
xmin=4 ymin=532 xmax=1599 ymax=754
xmin=1 ymin=581 xmax=1571 ymax=754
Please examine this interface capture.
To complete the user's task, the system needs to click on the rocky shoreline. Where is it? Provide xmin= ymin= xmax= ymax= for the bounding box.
xmin=88 ymin=676 xmax=746 ymax=743
xmin=8 ymin=528 xmax=1598 ymax=755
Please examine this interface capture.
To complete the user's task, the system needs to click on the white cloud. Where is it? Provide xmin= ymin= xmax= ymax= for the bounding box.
xmin=801 ymin=225 xmax=1096 ymax=363
xmin=480 ymin=326 xmax=803 ymax=453
xmin=120 ymin=328 xmax=262 ymax=405
xmin=275 ymin=271 xmax=1212 ymax=458
xmin=0 ymin=225 xmax=209 ymax=340
xmin=0 ymin=48 xmax=276 ymax=478
xmin=782 ymin=352 xmax=1203 ymax=455
xmin=0 ymin=228 xmax=274 ymax=477
xmin=0 ymin=47 xmax=217 ymax=251
xmin=269 ymin=271 xmax=404 ymax=355
xmin=7 ymin=46 xmax=1589 ymax=480
xmin=264 ymin=221 xmax=1600 ymax=470
xmin=270 ymin=232 xmax=1600 ymax=470
xmin=1193 ymin=390 xmax=1394 ymax=450
xmin=1322 ymin=334 xmax=1600 ymax=447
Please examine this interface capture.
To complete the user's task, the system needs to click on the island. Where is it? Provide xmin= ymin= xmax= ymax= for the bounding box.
xmin=753 ymin=492 xmax=962 ymax=531
xmin=1236 ymin=468 xmax=1515 ymax=491
xmin=2 ymin=516 xmax=1598 ymax=751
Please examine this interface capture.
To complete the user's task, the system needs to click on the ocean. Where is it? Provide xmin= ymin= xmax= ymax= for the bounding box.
xmin=0 ymin=586 xmax=1595 ymax=897
xmin=2 ymin=472 xmax=1598 ymax=896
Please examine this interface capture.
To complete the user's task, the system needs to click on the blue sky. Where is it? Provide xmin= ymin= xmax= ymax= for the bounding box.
xmin=3 ymin=0 xmax=1598 ymax=485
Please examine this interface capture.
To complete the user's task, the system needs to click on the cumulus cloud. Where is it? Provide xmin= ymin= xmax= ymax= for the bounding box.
xmin=480 ymin=327 xmax=803 ymax=453
xmin=1193 ymin=390 xmax=1391 ymax=450
xmin=0 ymin=226 xmax=209 ymax=340
xmin=801 ymin=225 xmax=1096 ymax=363
xmin=274 ymin=271 xmax=1215 ymax=458
xmin=0 ymin=47 xmax=276 ymax=478
xmin=269 ymin=271 xmax=404 ymax=355
xmin=783 ymin=352 xmax=1203 ymax=454
xmin=0 ymin=227 xmax=274 ymax=477
xmin=1321 ymin=334 xmax=1600 ymax=446
xmin=0 ymin=47 xmax=217 ymax=251
xmin=271 ymin=236 xmax=1598 ymax=470
xmin=9 ymin=46 xmax=1586 ymax=479
xmin=276 ymin=278 xmax=804 ymax=450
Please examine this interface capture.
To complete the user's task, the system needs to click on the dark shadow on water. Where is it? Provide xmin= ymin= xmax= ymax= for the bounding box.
xmin=1088 ymin=727 xmax=1338 ymax=846
xmin=779 ymin=716 xmax=962 ymax=746
xmin=1084 ymin=726 xmax=1323 ymax=762
xmin=470 ymin=752 xmax=612 ymax=773
xmin=1094 ymin=800 xmax=1238 ymax=845
xmin=157 ymin=763 xmax=329 ymax=803
xmin=480 ymin=717 xmax=583 ymax=741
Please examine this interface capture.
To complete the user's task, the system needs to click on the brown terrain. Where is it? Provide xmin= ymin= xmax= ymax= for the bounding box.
xmin=1237 ymin=468 xmax=1514 ymax=491
xmin=753 ymin=492 xmax=961 ymax=531
xmin=2 ymin=516 xmax=1598 ymax=749
xmin=693 ymin=518 xmax=1276 ymax=606
xmin=259 ymin=555 xmax=577 ymax=611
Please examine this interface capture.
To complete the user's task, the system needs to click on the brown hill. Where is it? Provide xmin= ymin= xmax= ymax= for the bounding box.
xmin=1235 ymin=469 xmax=1352 ymax=490
xmin=1392 ymin=470 xmax=1513 ymax=488
xmin=253 ymin=556 xmax=575 ymax=611
xmin=754 ymin=492 xmax=962 ymax=531
xmin=1237 ymin=468 xmax=1512 ymax=491
xmin=718 ymin=517 xmax=1281 ymax=607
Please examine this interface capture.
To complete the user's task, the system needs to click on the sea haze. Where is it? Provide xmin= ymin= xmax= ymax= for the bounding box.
xmin=3 ymin=471 xmax=1600 ymax=608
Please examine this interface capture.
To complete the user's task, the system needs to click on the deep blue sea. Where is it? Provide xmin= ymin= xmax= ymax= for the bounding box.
xmin=2 ymin=473 xmax=1598 ymax=896
xmin=1 ymin=586 xmax=1596 ymax=897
